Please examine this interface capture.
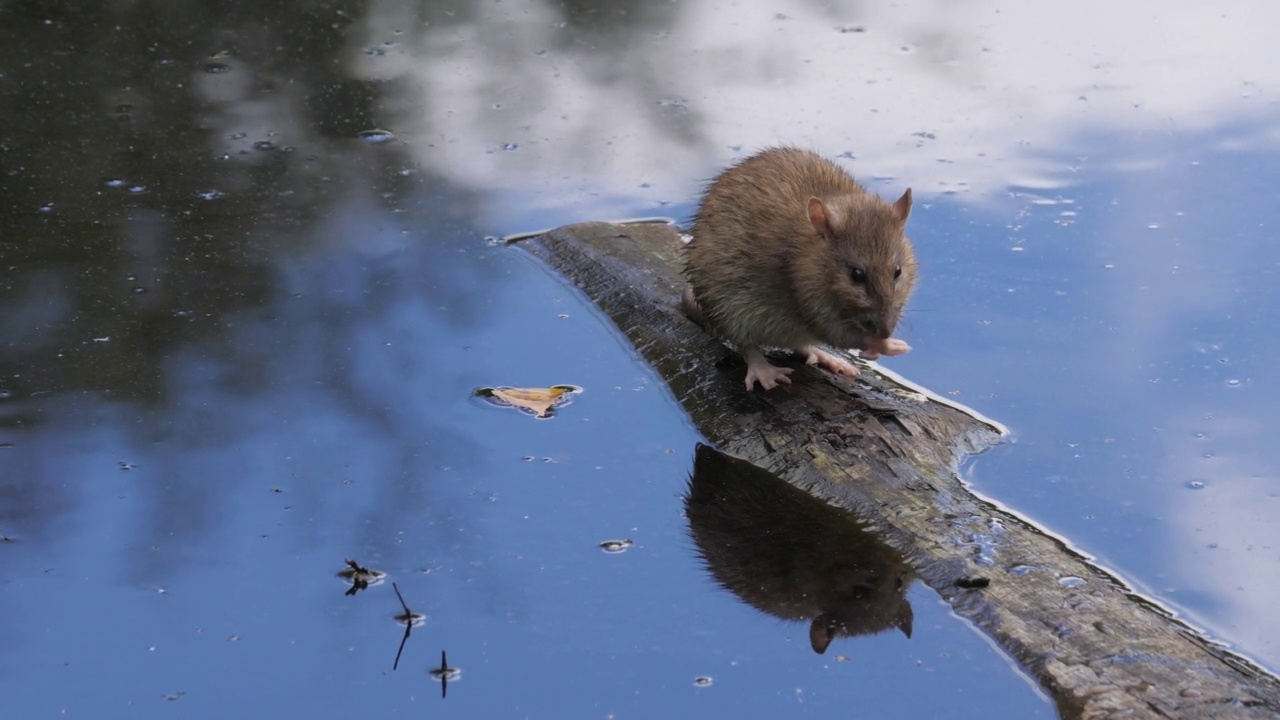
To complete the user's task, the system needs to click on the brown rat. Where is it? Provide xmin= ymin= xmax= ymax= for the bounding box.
xmin=682 ymin=147 xmax=917 ymax=391
xmin=685 ymin=443 xmax=915 ymax=654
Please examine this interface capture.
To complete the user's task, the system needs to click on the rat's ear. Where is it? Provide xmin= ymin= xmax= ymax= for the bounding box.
xmin=809 ymin=614 xmax=834 ymax=654
xmin=896 ymin=601 xmax=914 ymax=639
xmin=808 ymin=197 xmax=838 ymax=238
xmin=891 ymin=188 xmax=912 ymax=224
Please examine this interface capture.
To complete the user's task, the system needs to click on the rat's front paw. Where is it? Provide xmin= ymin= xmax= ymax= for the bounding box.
xmin=801 ymin=346 xmax=860 ymax=377
xmin=864 ymin=337 xmax=911 ymax=358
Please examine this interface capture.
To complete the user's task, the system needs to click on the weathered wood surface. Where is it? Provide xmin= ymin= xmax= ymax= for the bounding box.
xmin=513 ymin=221 xmax=1280 ymax=720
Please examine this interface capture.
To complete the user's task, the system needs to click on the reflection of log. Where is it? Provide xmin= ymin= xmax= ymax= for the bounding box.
xmin=686 ymin=443 xmax=914 ymax=654
xmin=514 ymin=221 xmax=1280 ymax=719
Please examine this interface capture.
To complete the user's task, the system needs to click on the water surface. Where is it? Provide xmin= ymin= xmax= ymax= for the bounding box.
xmin=3 ymin=0 xmax=1278 ymax=716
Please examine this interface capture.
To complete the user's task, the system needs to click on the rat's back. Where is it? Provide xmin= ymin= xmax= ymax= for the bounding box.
xmin=684 ymin=147 xmax=863 ymax=348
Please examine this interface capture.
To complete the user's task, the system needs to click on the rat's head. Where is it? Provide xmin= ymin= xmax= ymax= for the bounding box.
xmin=789 ymin=189 xmax=917 ymax=347
xmin=807 ymin=568 xmax=915 ymax=654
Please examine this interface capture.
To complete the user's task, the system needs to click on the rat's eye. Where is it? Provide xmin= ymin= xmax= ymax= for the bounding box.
xmin=894 ymin=265 xmax=903 ymax=279
xmin=849 ymin=267 xmax=867 ymax=284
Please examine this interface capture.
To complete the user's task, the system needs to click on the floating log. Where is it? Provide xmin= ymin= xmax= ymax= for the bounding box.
xmin=512 ymin=221 xmax=1280 ymax=719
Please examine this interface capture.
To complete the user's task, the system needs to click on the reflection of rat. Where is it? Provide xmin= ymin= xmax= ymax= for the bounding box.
xmin=684 ymin=444 xmax=915 ymax=655
xmin=682 ymin=147 xmax=917 ymax=391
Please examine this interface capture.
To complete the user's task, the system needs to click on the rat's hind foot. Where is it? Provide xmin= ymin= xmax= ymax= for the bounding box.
xmin=742 ymin=346 xmax=793 ymax=391
xmin=799 ymin=346 xmax=860 ymax=378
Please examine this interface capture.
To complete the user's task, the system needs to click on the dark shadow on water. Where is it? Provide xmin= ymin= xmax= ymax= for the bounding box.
xmin=684 ymin=443 xmax=914 ymax=655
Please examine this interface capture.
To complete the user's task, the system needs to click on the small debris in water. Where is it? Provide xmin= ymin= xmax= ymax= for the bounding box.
xmin=599 ymin=539 xmax=634 ymax=554
xmin=338 ymin=558 xmax=387 ymax=595
xmin=358 ymin=129 xmax=396 ymax=144
xmin=429 ymin=651 xmax=461 ymax=698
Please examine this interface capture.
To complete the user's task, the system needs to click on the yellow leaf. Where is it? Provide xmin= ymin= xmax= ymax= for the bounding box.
xmin=475 ymin=385 xmax=583 ymax=419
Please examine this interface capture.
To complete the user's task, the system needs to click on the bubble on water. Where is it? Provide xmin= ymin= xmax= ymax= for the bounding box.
xmin=104 ymin=178 xmax=127 ymax=188
xmin=1193 ymin=431 xmax=1207 ymax=439
xmin=253 ymin=140 xmax=276 ymax=152
xmin=1226 ymin=379 xmax=1241 ymax=387
xmin=363 ymin=47 xmax=386 ymax=56
xmin=229 ymin=132 xmax=247 ymax=140
xmin=204 ymin=62 xmax=231 ymax=74
xmin=127 ymin=184 xmax=149 ymax=194
xmin=693 ymin=676 xmax=713 ymax=688
xmin=0 ymin=390 xmax=12 ymax=400
xmin=358 ymin=129 xmax=395 ymax=144
xmin=132 ymin=286 xmax=148 ymax=294
xmin=281 ymin=146 xmax=296 ymax=153
xmin=1186 ymin=480 xmax=1206 ymax=490
xmin=37 ymin=204 xmax=53 ymax=213
xmin=501 ymin=142 xmax=519 ymax=151
xmin=196 ymin=189 xmax=224 ymax=201
xmin=1147 ymin=223 xmax=1160 ymax=229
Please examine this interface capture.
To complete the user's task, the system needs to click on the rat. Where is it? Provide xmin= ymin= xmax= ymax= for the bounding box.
xmin=682 ymin=146 xmax=917 ymax=391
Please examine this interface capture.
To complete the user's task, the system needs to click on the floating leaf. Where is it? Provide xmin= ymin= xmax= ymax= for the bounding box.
xmin=474 ymin=384 xmax=583 ymax=419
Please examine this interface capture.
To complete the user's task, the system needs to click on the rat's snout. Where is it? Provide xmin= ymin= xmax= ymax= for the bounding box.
xmin=874 ymin=309 xmax=902 ymax=339
xmin=853 ymin=318 xmax=881 ymax=338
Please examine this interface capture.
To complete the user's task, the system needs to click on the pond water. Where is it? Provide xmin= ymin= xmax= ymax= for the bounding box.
xmin=2 ymin=1 xmax=1277 ymax=717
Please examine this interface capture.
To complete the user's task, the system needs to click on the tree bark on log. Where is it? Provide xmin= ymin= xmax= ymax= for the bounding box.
xmin=511 ymin=220 xmax=1280 ymax=719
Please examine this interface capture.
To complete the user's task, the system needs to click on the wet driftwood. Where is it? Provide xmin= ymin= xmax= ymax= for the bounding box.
xmin=512 ymin=221 xmax=1280 ymax=719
